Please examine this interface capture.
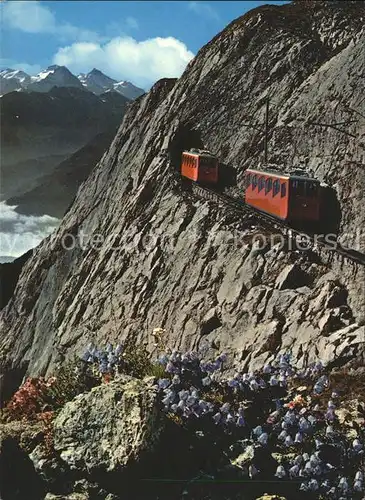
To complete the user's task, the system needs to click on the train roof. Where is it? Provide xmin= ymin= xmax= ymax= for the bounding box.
xmin=246 ymin=166 xmax=319 ymax=182
xmin=183 ymin=149 xmax=217 ymax=158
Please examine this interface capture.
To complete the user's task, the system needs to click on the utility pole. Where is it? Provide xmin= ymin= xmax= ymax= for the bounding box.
xmin=264 ymin=97 xmax=269 ymax=164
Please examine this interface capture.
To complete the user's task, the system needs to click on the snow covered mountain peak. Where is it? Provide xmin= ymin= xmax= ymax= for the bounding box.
xmin=77 ymin=68 xmax=144 ymax=99
xmin=0 ymin=68 xmax=31 ymax=94
xmin=78 ymin=68 xmax=117 ymax=95
xmin=0 ymin=65 xmax=145 ymax=100
xmin=0 ymin=69 xmax=30 ymax=83
xmin=28 ymin=66 xmax=83 ymax=92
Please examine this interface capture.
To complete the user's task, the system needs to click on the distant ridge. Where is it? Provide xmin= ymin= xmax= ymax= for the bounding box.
xmin=0 ymin=65 xmax=145 ymax=100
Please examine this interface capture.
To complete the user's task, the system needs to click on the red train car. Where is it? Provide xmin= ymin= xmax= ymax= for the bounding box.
xmin=181 ymin=149 xmax=218 ymax=184
xmin=245 ymin=167 xmax=320 ymax=222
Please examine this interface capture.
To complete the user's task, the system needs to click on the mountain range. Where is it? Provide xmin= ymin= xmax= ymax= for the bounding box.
xmin=1 ymin=86 xmax=131 ymax=218
xmin=0 ymin=66 xmax=141 ymax=219
xmin=0 ymin=65 xmax=145 ymax=100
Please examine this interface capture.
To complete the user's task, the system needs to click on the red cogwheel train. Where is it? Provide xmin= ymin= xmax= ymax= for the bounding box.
xmin=181 ymin=149 xmax=321 ymax=223
xmin=181 ymin=149 xmax=219 ymax=184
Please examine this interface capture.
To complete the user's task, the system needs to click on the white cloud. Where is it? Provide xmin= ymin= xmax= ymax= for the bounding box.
xmin=2 ymin=1 xmax=102 ymax=42
xmin=1 ymin=2 xmax=194 ymax=88
xmin=53 ymin=36 xmax=195 ymax=88
xmin=188 ymin=1 xmax=219 ymax=20
xmin=2 ymin=0 xmax=56 ymax=33
xmin=0 ymin=202 xmax=59 ymax=259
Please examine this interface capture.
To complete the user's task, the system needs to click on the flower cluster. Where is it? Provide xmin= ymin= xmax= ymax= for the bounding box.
xmin=155 ymin=351 xmax=232 ymax=423
xmin=37 ymin=410 xmax=55 ymax=457
xmin=5 ymin=377 xmax=56 ymax=421
xmin=3 ymin=359 xmax=99 ymax=423
xmin=153 ymin=350 xmax=364 ymax=499
xmin=4 ymin=338 xmax=363 ymax=500
xmin=81 ymin=342 xmax=124 ymax=375
xmin=81 ymin=340 xmax=157 ymax=379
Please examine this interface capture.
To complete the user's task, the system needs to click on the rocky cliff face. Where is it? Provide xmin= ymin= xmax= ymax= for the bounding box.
xmin=0 ymin=1 xmax=364 ymax=386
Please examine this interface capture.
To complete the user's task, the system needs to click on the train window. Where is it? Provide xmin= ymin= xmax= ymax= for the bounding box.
xmin=281 ymin=183 xmax=286 ymax=197
xmin=258 ymin=177 xmax=265 ymax=192
xmin=291 ymin=180 xmax=305 ymax=195
xmin=252 ymin=175 xmax=257 ymax=189
xmin=273 ymin=180 xmax=280 ymax=197
xmin=265 ymin=178 xmax=273 ymax=194
xmin=307 ymin=182 xmax=318 ymax=197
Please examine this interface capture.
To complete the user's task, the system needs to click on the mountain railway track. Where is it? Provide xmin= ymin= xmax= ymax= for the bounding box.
xmin=191 ymin=183 xmax=365 ymax=268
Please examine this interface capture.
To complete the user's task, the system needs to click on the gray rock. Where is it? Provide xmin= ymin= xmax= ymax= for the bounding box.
xmin=275 ymin=264 xmax=308 ymax=290
xmin=53 ymin=375 xmax=164 ymax=474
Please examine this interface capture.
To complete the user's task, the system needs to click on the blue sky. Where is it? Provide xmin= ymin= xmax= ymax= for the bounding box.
xmin=1 ymin=1 xmax=287 ymax=89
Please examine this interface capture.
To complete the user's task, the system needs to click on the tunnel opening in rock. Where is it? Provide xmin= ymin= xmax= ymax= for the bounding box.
xmin=169 ymin=124 xmax=204 ymax=173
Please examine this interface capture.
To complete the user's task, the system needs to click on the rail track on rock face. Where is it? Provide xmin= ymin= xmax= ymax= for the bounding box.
xmin=190 ymin=183 xmax=365 ymax=268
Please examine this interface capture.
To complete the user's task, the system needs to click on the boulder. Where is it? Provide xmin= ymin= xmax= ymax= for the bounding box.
xmin=53 ymin=375 xmax=164 ymax=475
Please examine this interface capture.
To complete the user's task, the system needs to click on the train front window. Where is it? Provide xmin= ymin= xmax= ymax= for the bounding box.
xmin=291 ymin=180 xmax=305 ymax=196
xmin=246 ymin=173 xmax=252 ymax=187
xmin=201 ymin=157 xmax=214 ymax=169
xmin=252 ymin=175 xmax=257 ymax=189
xmin=281 ymin=183 xmax=286 ymax=198
xmin=307 ymin=182 xmax=318 ymax=197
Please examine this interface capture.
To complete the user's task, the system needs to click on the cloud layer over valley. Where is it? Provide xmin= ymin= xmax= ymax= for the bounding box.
xmin=0 ymin=202 xmax=59 ymax=261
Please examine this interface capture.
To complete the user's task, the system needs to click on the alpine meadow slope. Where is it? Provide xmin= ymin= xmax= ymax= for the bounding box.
xmin=0 ymin=1 xmax=364 ymax=390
